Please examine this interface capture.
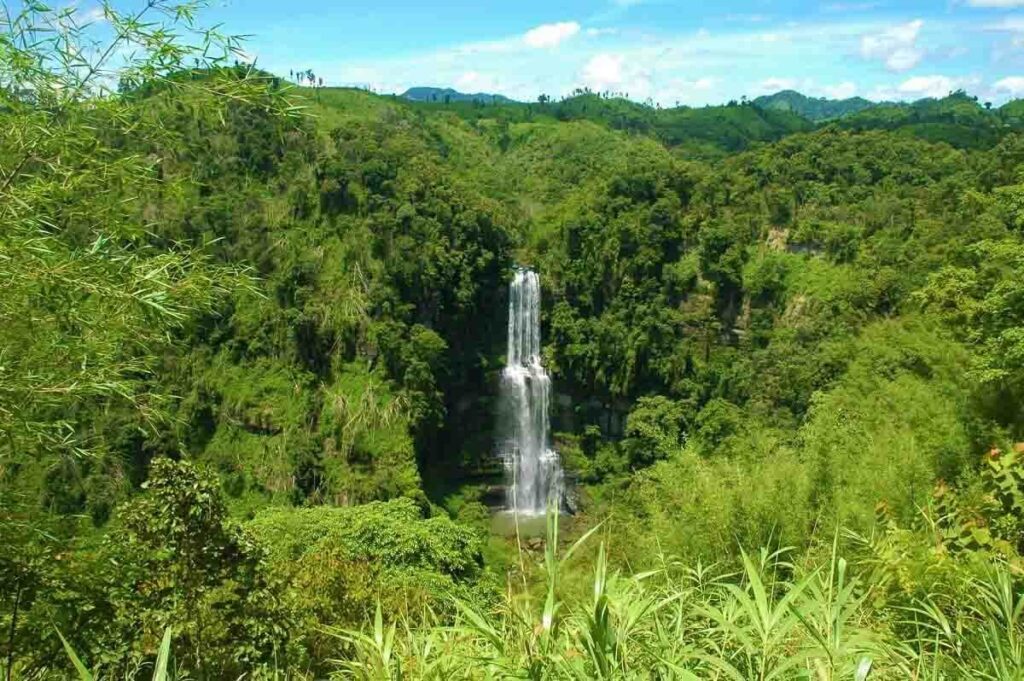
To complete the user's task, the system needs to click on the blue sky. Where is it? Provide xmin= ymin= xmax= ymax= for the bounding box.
xmin=78 ymin=1 xmax=1024 ymax=104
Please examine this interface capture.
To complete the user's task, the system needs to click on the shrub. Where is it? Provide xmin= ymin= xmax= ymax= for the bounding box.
xmin=248 ymin=498 xmax=492 ymax=661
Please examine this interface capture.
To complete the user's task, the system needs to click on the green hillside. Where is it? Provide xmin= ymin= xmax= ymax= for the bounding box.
xmin=834 ymin=90 xmax=1009 ymax=148
xmin=388 ymin=86 xmax=1024 ymax=155
xmin=402 ymin=86 xmax=517 ymax=104
xmin=398 ymin=91 xmax=812 ymax=159
xmin=5 ymin=5 xmax=1024 ymax=680
xmin=753 ymin=89 xmax=878 ymax=121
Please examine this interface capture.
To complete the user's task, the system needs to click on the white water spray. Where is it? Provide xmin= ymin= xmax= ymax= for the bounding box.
xmin=498 ymin=268 xmax=563 ymax=515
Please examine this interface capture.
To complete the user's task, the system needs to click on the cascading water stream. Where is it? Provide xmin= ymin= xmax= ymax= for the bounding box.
xmin=497 ymin=268 xmax=563 ymax=515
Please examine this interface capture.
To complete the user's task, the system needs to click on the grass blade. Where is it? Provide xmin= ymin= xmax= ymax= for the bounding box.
xmin=153 ymin=626 xmax=172 ymax=681
xmin=56 ymin=628 xmax=94 ymax=681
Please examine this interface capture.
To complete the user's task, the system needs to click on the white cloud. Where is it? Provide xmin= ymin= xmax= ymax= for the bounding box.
xmin=454 ymin=70 xmax=501 ymax=92
xmin=523 ymin=21 xmax=581 ymax=49
xmin=581 ymin=53 xmax=625 ymax=89
xmin=994 ymin=76 xmax=1024 ymax=96
xmin=897 ymin=75 xmax=963 ymax=99
xmin=70 ymin=4 xmax=106 ymax=25
xmin=968 ymin=0 xmax=1024 ymax=7
xmin=297 ymin=15 xmax=979 ymax=108
xmin=667 ymin=77 xmax=716 ymax=92
xmin=982 ymin=17 xmax=1024 ymax=63
xmin=333 ymin=65 xmax=400 ymax=93
xmin=823 ymin=81 xmax=857 ymax=98
xmin=585 ymin=27 xmax=618 ymax=37
xmin=754 ymin=78 xmax=858 ymax=99
xmin=578 ymin=52 xmax=657 ymax=98
xmin=860 ymin=19 xmax=925 ymax=71
xmin=655 ymin=77 xmax=718 ymax=106
xmin=886 ymin=47 xmax=924 ymax=70
xmin=759 ymin=77 xmax=798 ymax=92
xmin=983 ymin=17 xmax=1024 ymax=32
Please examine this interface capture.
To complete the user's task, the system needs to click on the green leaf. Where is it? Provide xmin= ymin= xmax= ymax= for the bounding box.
xmin=152 ymin=626 xmax=173 ymax=681
xmin=56 ymin=627 xmax=94 ymax=681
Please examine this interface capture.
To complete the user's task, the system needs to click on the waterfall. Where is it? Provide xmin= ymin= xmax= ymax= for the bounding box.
xmin=498 ymin=268 xmax=563 ymax=515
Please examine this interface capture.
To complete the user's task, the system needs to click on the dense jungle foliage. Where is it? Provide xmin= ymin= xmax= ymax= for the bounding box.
xmin=5 ymin=2 xmax=1024 ymax=679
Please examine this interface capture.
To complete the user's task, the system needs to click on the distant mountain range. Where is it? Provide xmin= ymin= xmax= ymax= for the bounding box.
xmin=401 ymin=86 xmax=881 ymax=119
xmin=401 ymin=87 xmax=895 ymax=121
xmin=401 ymin=87 xmax=517 ymax=104
xmin=398 ymin=86 xmax=1021 ymax=138
xmin=752 ymin=90 xmax=880 ymax=122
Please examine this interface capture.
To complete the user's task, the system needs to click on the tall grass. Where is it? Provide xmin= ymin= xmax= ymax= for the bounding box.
xmin=58 ymin=627 xmax=173 ymax=681
xmin=38 ymin=510 xmax=1023 ymax=679
xmin=325 ymin=508 xmax=1024 ymax=680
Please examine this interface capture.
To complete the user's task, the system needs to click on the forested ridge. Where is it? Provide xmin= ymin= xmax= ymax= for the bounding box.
xmin=5 ymin=3 xmax=1024 ymax=679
